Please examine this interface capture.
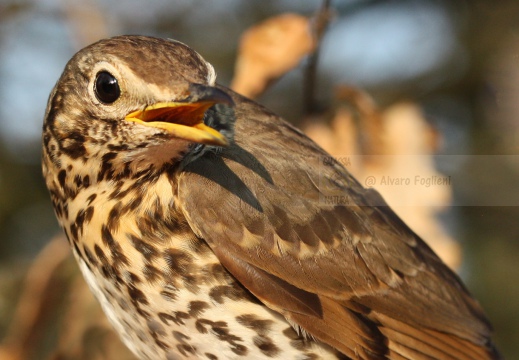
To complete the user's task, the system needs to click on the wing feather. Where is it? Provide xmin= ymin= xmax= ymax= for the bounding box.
xmin=177 ymin=91 xmax=499 ymax=359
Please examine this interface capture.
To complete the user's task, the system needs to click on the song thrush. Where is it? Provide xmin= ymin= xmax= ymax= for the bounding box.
xmin=42 ymin=35 xmax=499 ymax=359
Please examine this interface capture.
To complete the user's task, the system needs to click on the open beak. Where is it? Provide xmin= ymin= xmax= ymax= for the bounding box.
xmin=124 ymin=84 xmax=233 ymax=146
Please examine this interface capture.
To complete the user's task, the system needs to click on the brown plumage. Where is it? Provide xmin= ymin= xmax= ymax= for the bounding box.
xmin=42 ymin=35 xmax=500 ymax=359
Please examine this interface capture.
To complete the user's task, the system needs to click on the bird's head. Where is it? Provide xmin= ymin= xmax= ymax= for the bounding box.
xmin=42 ymin=35 xmax=234 ymax=181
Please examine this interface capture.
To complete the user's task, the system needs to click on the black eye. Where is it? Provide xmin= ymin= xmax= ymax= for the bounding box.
xmin=94 ymin=71 xmax=120 ymax=103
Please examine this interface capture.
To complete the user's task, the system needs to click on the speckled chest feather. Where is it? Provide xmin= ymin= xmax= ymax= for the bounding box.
xmin=42 ymin=142 xmax=343 ymax=360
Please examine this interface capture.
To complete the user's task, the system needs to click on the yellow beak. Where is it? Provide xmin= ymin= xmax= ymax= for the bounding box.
xmin=125 ymin=85 xmax=232 ymax=146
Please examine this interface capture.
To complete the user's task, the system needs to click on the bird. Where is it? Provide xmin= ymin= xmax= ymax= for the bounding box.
xmin=42 ymin=35 xmax=500 ymax=360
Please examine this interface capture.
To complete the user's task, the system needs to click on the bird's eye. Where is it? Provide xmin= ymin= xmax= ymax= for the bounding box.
xmin=94 ymin=71 xmax=120 ymax=104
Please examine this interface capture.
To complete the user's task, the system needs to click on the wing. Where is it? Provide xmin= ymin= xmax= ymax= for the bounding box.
xmin=177 ymin=90 xmax=499 ymax=359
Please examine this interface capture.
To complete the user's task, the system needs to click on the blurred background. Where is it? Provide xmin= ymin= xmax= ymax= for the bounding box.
xmin=0 ymin=0 xmax=518 ymax=359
